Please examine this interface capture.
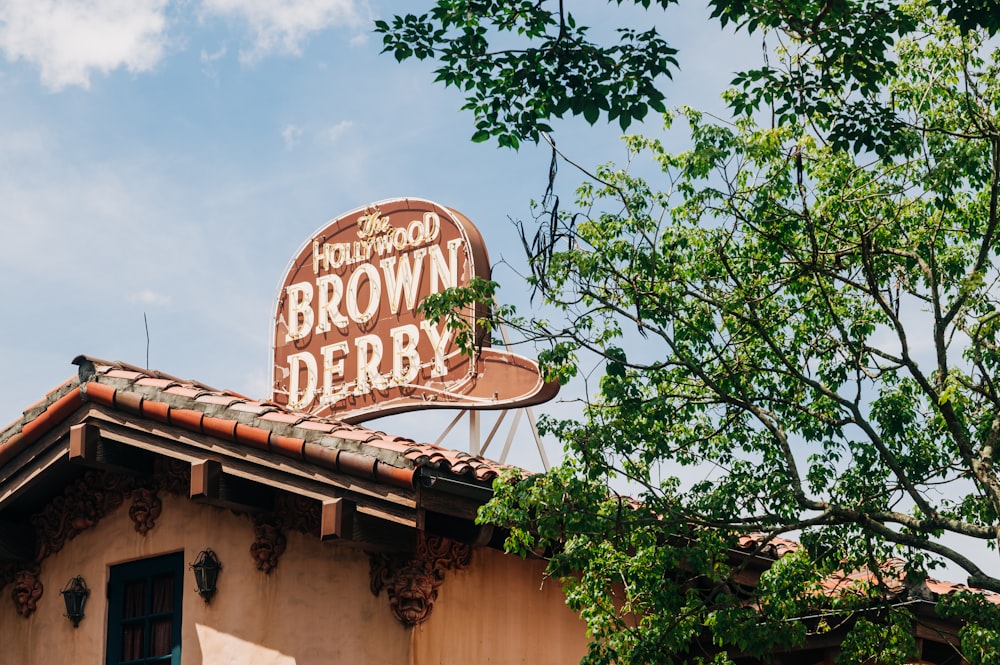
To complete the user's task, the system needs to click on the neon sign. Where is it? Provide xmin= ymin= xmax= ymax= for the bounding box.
xmin=271 ymin=198 xmax=557 ymax=422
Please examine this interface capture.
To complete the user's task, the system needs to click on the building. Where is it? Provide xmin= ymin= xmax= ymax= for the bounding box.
xmin=2 ymin=355 xmax=993 ymax=664
xmin=0 ymin=356 xmax=588 ymax=664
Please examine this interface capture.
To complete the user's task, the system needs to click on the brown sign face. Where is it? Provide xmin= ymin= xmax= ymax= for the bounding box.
xmin=271 ymin=198 xmax=557 ymax=422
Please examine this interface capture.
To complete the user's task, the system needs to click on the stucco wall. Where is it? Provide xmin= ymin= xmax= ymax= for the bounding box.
xmin=0 ymin=493 xmax=409 ymax=664
xmin=0 ymin=492 xmax=587 ymax=664
xmin=415 ymin=547 xmax=589 ymax=664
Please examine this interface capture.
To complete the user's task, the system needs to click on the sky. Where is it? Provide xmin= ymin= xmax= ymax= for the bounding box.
xmin=0 ymin=0 xmax=752 ymax=468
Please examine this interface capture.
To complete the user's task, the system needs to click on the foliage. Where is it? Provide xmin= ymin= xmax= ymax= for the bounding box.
xmin=418 ymin=276 xmax=503 ymax=354
xmin=382 ymin=0 xmax=1000 ymax=663
xmin=937 ymin=592 xmax=1000 ymax=664
xmin=376 ymin=0 xmax=998 ymax=152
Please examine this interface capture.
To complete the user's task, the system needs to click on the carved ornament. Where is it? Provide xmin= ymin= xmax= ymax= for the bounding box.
xmin=31 ymin=470 xmax=136 ymax=562
xmin=11 ymin=568 xmax=42 ymax=618
xmin=273 ymin=492 xmax=321 ymax=537
xmin=369 ymin=533 xmax=472 ymax=626
xmin=13 ymin=460 xmax=190 ymax=618
xmin=250 ymin=514 xmax=287 ymax=574
xmin=128 ymin=488 xmax=162 ymax=535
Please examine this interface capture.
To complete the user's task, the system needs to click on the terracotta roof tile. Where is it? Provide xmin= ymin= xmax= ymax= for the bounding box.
xmin=141 ymin=399 xmax=171 ymax=422
xmin=135 ymin=377 xmax=179 ymax=389
xmin=260 ymin=411 xmax=307 ymax=425
xmin=733 ymin=534 xmax=1000 ymax=606
xmin=325 ymin=427 xmax=380 ymax=443
xmin=163 ymin=385 xmax=209 ymax=399
xmin=270 ymin=434 xmax=305 ymax=458
xmin=296 ymin=420 xmax=339 ymax=433
xmin=397 ymin=444 xmax=510 ymax=481
xmin=735 ymin=534 xmax=801 ymax=559
xmin=229 ymin=401 xmax=278 ymax=416
xmin=105 ymin=368 xmax=147 ymax=380
xmin=366 ymin=439 xmax=413 ymax=454
xmin=22 ymin=395 xmax=53 ymax=419
xmin=0 ymin=355 xmax=513 ymax=492
xmin=195 ymin=394 xmax=246 ymax=408
xmin=8 ymin=356 xmax=1000 ymax=609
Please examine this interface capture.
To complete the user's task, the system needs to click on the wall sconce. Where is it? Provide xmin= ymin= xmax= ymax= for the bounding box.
xmin=190 ymin=549 xmax=221 ymax=603
xmin=61 ymin=576 xmax=89 ymax=628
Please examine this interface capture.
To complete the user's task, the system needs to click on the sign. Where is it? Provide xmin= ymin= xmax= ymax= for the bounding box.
xmin=271 ymin=198 xmax=558 ymax=422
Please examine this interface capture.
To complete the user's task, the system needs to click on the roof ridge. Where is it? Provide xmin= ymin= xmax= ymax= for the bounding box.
xmin=73 ymin=354 xmax=224 ymax=393
xmin=0 ymin=356 xmax=513 ymax=491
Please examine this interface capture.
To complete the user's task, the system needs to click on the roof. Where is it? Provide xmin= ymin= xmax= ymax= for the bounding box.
xmin=2 ymin=355 xmax=995 ymax=612
xmin=0 ymin=355 xmax=512 ymax=491
xmin=0 ymin=355 xmax=531 ymax=628
xmin=733 ymin=534 xmax=1000 ymax=607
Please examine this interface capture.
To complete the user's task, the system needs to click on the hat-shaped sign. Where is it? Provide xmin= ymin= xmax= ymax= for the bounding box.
xmin=271 ymin=198 xmax=558 ymax=423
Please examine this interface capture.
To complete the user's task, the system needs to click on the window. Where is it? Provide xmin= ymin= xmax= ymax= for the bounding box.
xmin=106 ymin=552 xmax=183 ymax=665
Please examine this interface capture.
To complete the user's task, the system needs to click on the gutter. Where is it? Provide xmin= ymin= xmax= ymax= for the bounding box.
xmin=417 ymin=468 xmax=495 ymax=502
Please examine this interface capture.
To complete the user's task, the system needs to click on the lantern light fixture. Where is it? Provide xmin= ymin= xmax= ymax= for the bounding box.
xmin=61 ymin=575 xmax=89 ymax=628
xmin=190 ymin=549 xmax=221 ymax=603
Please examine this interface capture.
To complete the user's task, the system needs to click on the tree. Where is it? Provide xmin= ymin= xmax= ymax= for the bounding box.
xmin=376 ymin=0 xmax=999 ymax=152
xmin=393 ymin=1 xmax=1000 ymax=663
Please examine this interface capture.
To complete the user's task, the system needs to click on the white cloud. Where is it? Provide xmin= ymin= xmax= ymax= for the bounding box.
xmin=128 ymin=289 xmax=173 ymax=306
xmin=325 ymin=119 xmax=352 ymax=143
xmin=281 ymin=123 xmax=302 ymax=149
xmin=200 ymin=44 xmax=228 ymax=63
xmin=200 ymin=0 xmax=362 ymax=62
xmin=0 ymin=0 xmax=169 ymax=90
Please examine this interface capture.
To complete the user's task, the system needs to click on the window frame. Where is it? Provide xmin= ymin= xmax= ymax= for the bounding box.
xmin=106 ymin=551 xmax=184 ymax=665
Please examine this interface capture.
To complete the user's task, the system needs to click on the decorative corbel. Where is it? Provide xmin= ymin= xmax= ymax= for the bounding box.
xmin=11 ymin=567 xmax=43 ymax=618
xmin=369 ymin=533 xmax=472 ymax=625
xmin=128 ymin=488 xmax=162 ymax=535
xmin=250 ymin=513 xmax=287 ymax=574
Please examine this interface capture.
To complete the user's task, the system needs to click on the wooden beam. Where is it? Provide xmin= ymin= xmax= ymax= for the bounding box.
xmin=90 ymin=414 xmax=417 ymax=508
xmin=69 ymin=423 xmax=154 ymax=476
xmin=190 ymin=459 xmax=222 ymax=499
xmin=321 ymin=498 xmax=355 ymax=541
xmin=190 ymin=459 xmax=273 ymax=513
xmin=68 ymin=423 xmax=98 ymax=461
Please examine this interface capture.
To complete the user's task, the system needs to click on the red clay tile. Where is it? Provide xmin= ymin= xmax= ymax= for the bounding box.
xmin=168 ymin=408 xmax=204 ymax=432
xmin=374 ymin=461 xmax=414 ymax=488
xmin=104 ymin=369 xmax=145 ymax=380
xmin=21 ymin=395 xmax=51 ymax=417
xmin=114 ymin=390 xmax=144 ymax=415
xmin=135 ymin=378 xmax=179 ymax=389
xmin=296 ymin=420 xmax=338 ymax=433
xmin=366 ymin=439 xmax=413 ymax=454
xmin=1 ymin=387 xmax=85 ymax=466
xmin=271 ymin=434 xmax=305 ymax=459
xmin=302 ymin=442 xmax=340 ymax=468
xmin=234 ymin=423 xmax=270 ymax=451
xmin=229 ymin=402 xmax=275 ymax=415
xmin=6 ymin=356 xmax=505 ymax=494
xmin=328 ymin=428 xmax=377 ymax=443
xmin=202 ymin=416 xmax=237 ymax=442
xmin=0 ymin=432 xmax=27 ymax=468
xmin=196 ymin=394 xmax=244 ymax=407
xmin=336 ymin=449 xmax=377 ymax=480
xmin=140 ymin=399 xmax=171 ymax=423
xmin=164 ymin=386 xmax=207 ymax=399
xmin=84 ymin=382 xmax=117 ymax=407
xmin=260 ymin=411 xmax=305 ymax=425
